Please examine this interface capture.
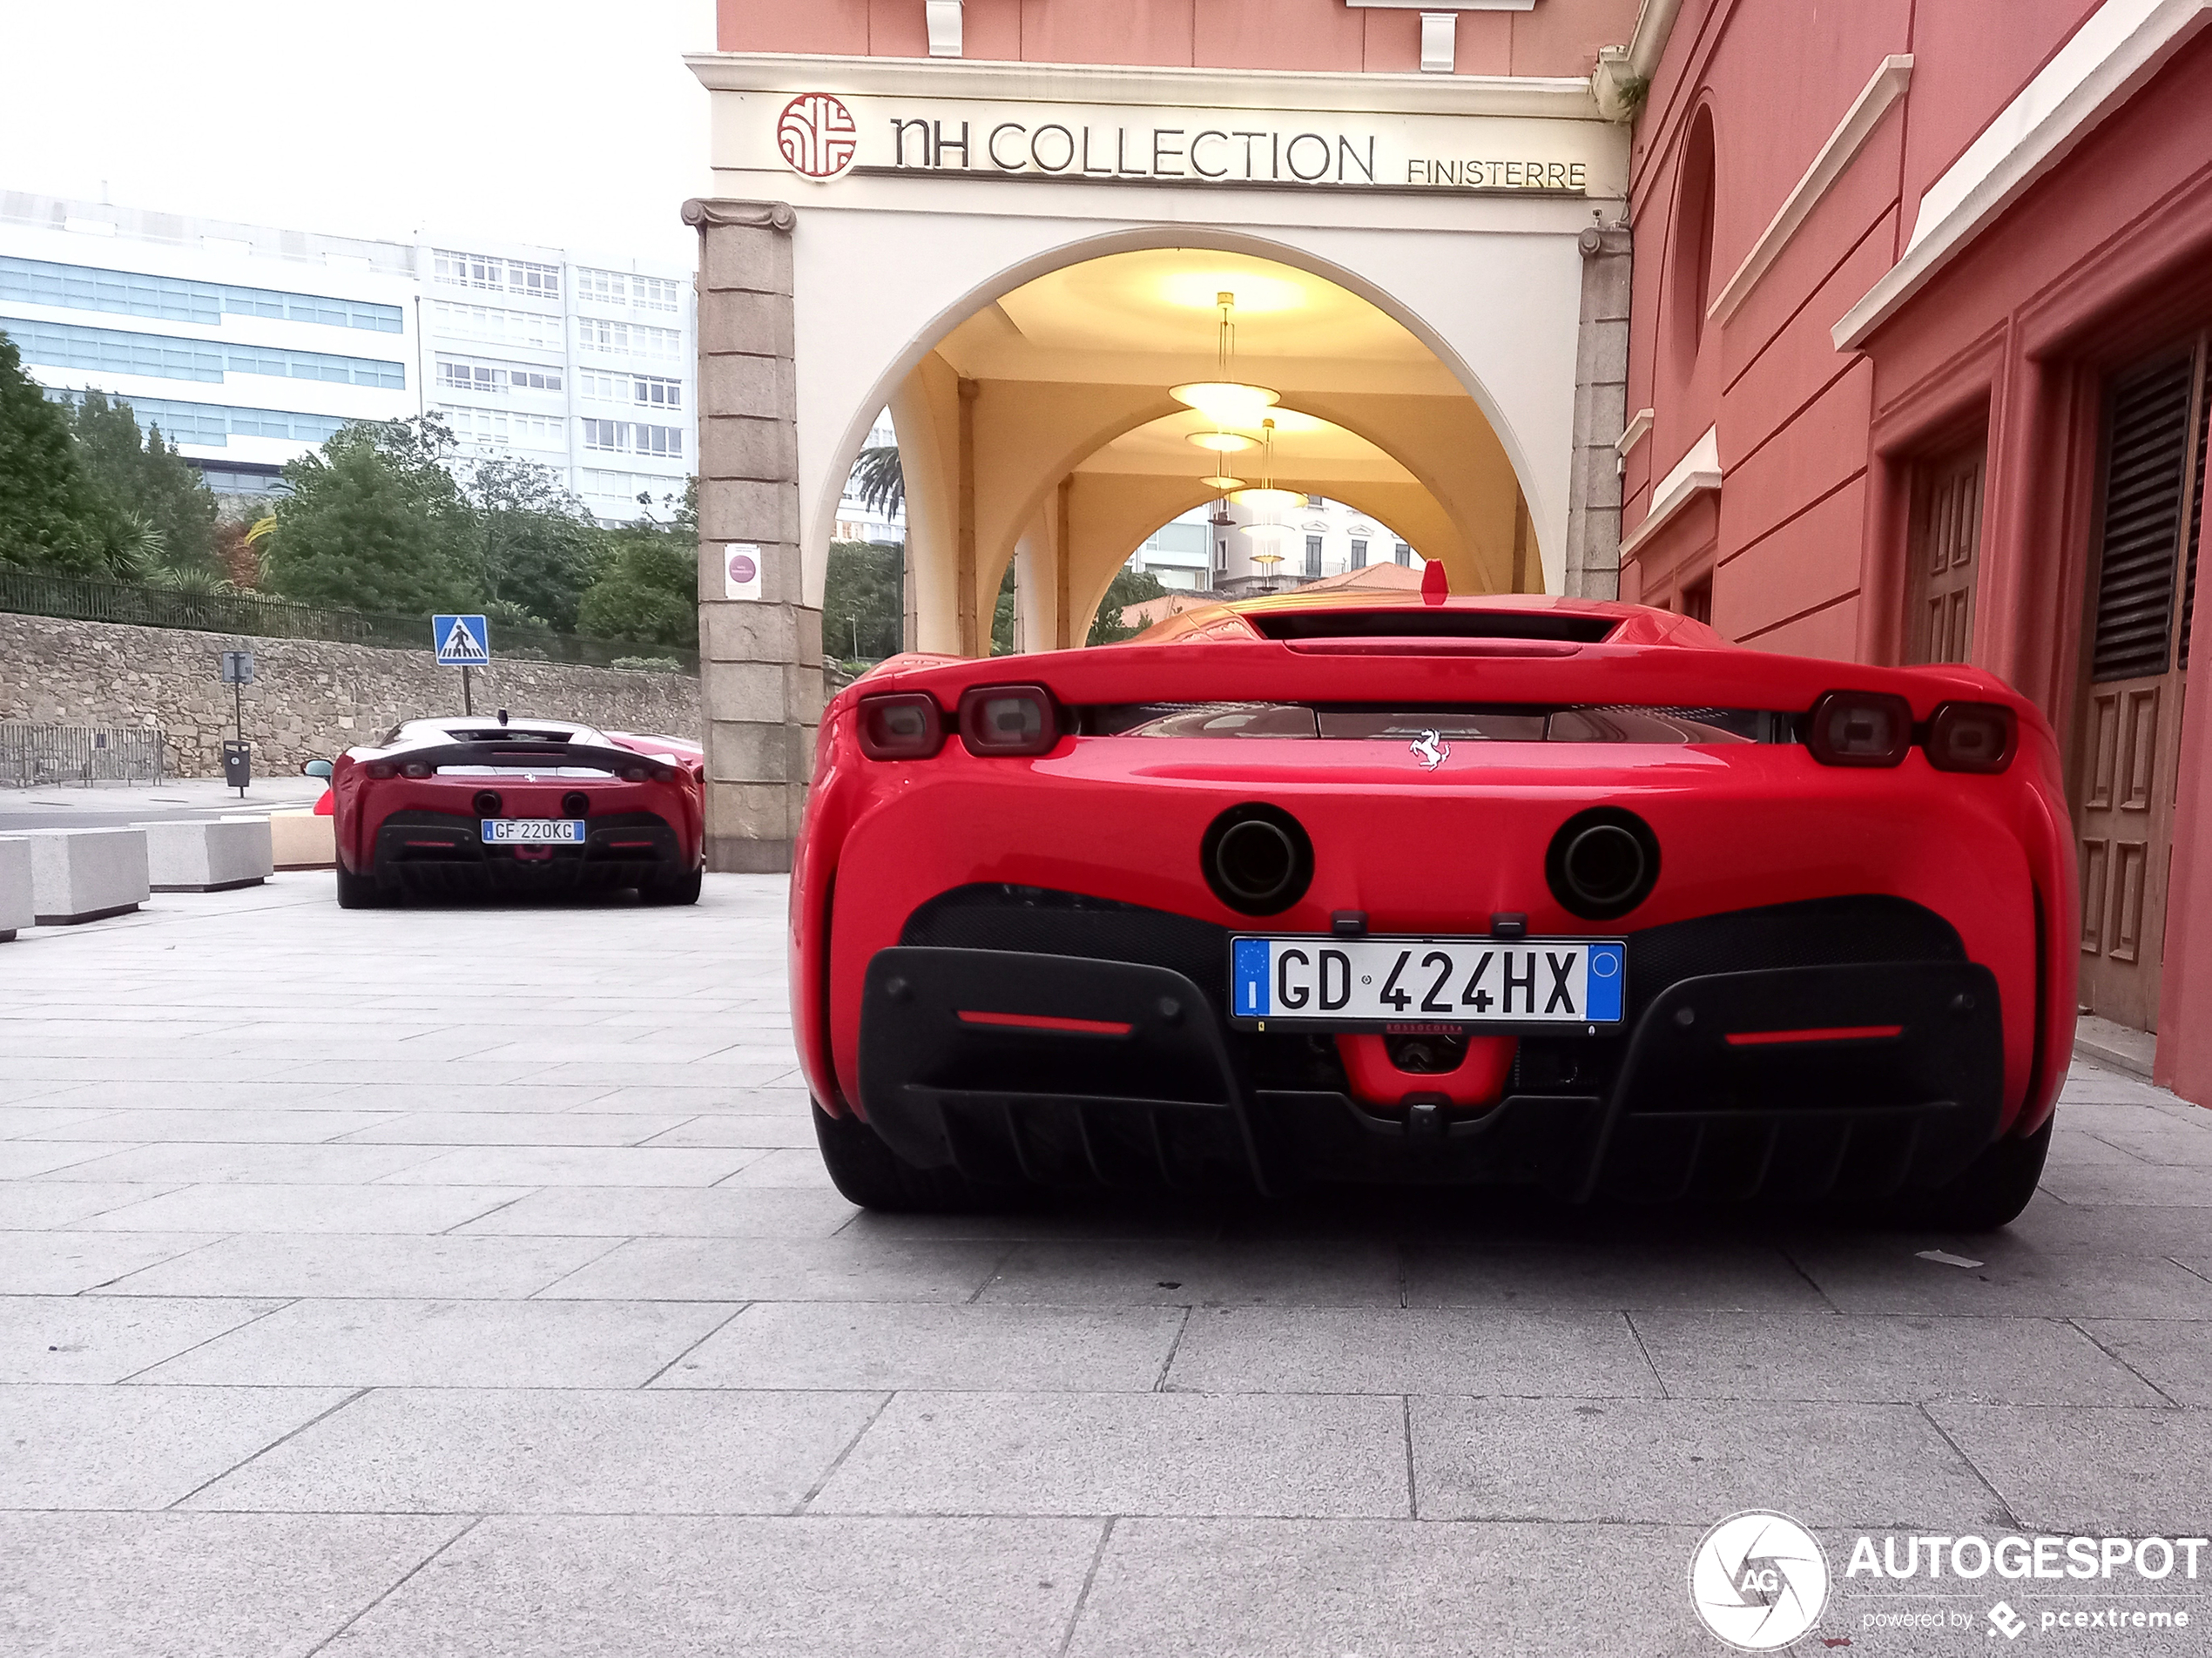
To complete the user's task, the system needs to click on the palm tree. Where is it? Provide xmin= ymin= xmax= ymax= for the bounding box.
xmin=852 ymin=445 xmax=904 ymax=518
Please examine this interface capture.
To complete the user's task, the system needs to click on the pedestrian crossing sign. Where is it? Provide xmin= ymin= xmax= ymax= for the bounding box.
xmin=433 ymin=614 xmax=490 ymax=665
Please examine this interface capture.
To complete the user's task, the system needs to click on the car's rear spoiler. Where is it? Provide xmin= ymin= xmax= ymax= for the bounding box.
xmin=351 ymin=741 xmax=686 ymax=777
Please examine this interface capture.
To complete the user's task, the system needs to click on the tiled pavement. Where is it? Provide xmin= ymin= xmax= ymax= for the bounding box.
xmin=3 ymin=873 xmax=2211 ymax=1655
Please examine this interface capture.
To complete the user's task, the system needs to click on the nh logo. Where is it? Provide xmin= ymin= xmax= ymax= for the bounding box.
xmin=433 ymin=614 xmax=490 ymax=665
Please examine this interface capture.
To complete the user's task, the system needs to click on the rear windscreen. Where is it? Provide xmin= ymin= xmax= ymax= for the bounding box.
xmin=1076 ymin=702 xmax=1790 ymax=744
xmin=1245 ymin=610 xmax=1618 ymax=643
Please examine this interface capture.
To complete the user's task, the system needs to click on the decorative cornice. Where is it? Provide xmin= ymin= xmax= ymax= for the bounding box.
xmin=1707 ymin=56 xmax=1912 ymax=326
xmin=1616 ymin=406 xmax=1656 ymax=457
xmin=1832 ymin=0 xmax=2212 ymax=351
xmin=1618 ymin=423 xmax=1720 ymax=558
xmin=685 ymin=51 xmax=1602 ymax=122
xmin=683 ymin=199 xmax=797 ymax=233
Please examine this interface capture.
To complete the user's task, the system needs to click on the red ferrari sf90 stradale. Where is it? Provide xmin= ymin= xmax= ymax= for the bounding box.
xmin=792 ymin=581 xmax=2075 ymax=1228
xmin=322 ymin=715 xmax=705 ymax=907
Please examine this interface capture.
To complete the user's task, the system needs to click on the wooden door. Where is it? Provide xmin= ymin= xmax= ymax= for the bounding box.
xmin=2074 ymin=337 xmax=2209 ymax=1033
xmin=1908 ymin=444 xmax=1986 ymax=664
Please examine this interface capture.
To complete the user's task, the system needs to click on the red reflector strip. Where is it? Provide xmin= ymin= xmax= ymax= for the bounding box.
xmin=608 ymin=840 xmax=653 ymax=848
xmin=1724 ymin=1024 xmax=1905 ymax=1048
xmin=956 ymin=1010 xmax=1135 ymax=1036
xmin=403 ymin=839 xmax=459 ymax=848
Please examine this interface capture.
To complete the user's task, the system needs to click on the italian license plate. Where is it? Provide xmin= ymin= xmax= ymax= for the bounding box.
xmin=1230 ymin=935 xmax=1625 ymax=1028
xmin=481 ymin=819 xmax=585 ymax=846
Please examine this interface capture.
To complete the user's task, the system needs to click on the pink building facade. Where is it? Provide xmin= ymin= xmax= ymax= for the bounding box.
xmin=1617 ymin=0 xmax=2212 ymax=1103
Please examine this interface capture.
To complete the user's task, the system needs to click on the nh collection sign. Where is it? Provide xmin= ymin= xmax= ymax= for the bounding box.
xmin=769 ymin=90 xmax=1595 ymax=195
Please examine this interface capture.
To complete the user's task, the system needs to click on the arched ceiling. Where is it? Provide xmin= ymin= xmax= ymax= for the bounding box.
xmin=1076 ymin=407 xmax=1419 ymax=490
xmin=934 ymin=247 xmax=1466 ymax=399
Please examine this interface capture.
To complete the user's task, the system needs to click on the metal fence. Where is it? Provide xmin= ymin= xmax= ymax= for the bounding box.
xmin=0 ymin=570 xmax=698 ymax=675
xmin=0 ymin=724 xmax=166 ymax=788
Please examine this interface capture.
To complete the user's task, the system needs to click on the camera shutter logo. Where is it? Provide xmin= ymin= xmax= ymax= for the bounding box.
xmin=1689 ymin=1512 xmax=1830 ymax=1651
xmin=779 ymin=93 xmax=859 ymax=179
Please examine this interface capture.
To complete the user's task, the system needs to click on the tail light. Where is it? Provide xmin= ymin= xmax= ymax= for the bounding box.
xmin=365 ymin=763 xmax=395 ymax=780
xmin=401 ymin=761 xmax=431 ymax=779
xmin=1804 ymin=691 xmax=1912 ymax=767
xmin=959 ymin=684 xmax=1059 ymax=757
xmin=1925 ymin=701 xmax=2017 ymax=772
xmin=857 ymin=692 xmax=945 ymax=760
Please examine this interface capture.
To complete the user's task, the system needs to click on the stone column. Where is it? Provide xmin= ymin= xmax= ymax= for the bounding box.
xmin=1564 ymin=224 xmax=1632 ymax=599
xmin=685 ymin=197 xmax=818 ymax=874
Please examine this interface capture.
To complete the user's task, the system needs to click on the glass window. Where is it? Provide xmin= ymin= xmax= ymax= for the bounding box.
xmin=1304 ymin=535 xmax=1323 ymax=578
xmin=0 ymin=254 xmax=401 ymax=333
xmin=2 ymin=316 xmax=405 ymax=389
xmin=1394 ymin=542 xmax=1413 ymax=567
xmin=1350 ymin=538 xmax=1367 ymax=569
xmin=41 ymin=387 xmax=346 ymax=448
xmin=434 ymin=250 xmax=560 ymax=300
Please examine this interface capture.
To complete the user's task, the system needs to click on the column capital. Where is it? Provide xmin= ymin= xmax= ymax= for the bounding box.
xmin=681 ymin=198 xmax=796 ymax=234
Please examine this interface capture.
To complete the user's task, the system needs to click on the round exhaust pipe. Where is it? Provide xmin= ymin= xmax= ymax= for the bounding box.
xmin=472 ymin=789 xmax=502 ymax=818
xmin=562 ymin=790 xmax=591 ymax=819
xmin=1546 ymin=807 xmax=1660 ymax=920
xmin=1202 ymin=804 xmax=1313 ymax=916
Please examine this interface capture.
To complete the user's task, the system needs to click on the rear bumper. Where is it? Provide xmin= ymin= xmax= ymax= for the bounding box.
xmin=370 ymin=810 xmax=684 ymax=894
xmin=851 ymin=898 xmax=2009 ymax=1200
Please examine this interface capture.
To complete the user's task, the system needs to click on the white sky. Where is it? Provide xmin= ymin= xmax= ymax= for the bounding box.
xmin=1 ymin=0 xmax=717 ymax=266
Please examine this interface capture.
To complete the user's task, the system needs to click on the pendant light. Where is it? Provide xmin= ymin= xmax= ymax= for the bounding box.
xmin=1231 ymin=417 xmax=1304 ymax=514
xmin=1171 ymin=291 xmax=1279 ymax=428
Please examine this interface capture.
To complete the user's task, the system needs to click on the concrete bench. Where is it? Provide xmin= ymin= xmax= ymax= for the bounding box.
xmin=26 ymin=827 xmax=150 ymax=926
xmin=0 ymin=838 xmax=30 ymax=941
xmin=268 ymin=811 xmax=336 ymax=870
xmin=139 ymin=817 xmax=275 ymax=893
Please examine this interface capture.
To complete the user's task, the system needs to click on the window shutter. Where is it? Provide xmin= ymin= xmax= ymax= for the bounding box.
xmin=2091 ymin=355 xmax=2195 ymax=682
xmin=2182 ymin=352 xmax=2208 ymax=671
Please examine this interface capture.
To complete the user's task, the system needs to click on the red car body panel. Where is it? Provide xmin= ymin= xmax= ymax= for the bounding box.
xmin=791 ymin=591 xmax=2076 ymax=1197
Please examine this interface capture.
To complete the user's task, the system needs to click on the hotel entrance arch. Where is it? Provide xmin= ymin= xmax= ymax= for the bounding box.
xmin=684 ymin=51 xmax=1630 ymax=868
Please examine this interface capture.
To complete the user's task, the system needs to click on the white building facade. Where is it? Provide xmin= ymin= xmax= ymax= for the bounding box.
xmin=0 ymin=192 xmax=696 ymax=522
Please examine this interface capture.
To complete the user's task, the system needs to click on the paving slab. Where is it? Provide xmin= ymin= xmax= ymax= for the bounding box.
xmin=1164 ymin=1306 xmax=1664 ymax=1396
xmin=1786 ymin=1239 xmax=2212 ymax=1318
xmin=94 ymin=1232 xmax=621 ymax=1300
xmin=185 ymin=1387 xmax=885 ymax=1514
xmin=332 ymin=1111 xmax=698 ymax=1145
xmin=0 ymin=1512 xmax=467 ymax=1658
xmin=1411 ymin=1396 xmax=2009 ymax=1527
xmin=0 ymin=1384 xmax=354 ymax=1508
xmin=1064 ymin=1518 xmax=1697 ymax=1658
xmin=813 ymin=1391 xmax=1411 ymax=1517
xmin=2074 ymin=1318 xmax=2212 ymax=1406
xmin=323 ymin=1514 xmax=1103 ymax=1658
xmin=73 ymin=1182 xmax=527 ymax=1234
xmin=1928 ymin=1403 xmax=2212 ymax=1532
xmin=2040 ymin=1163 xmax=2212 ymax=1205
xmin=0 ymin=1229 xmax=215 ymax=1294
xmin=0 ymin=1142 xmax=127 ymax=1180
xmin=374 ymin=1143 xmax=767 ymax=1186
xmin=659 ymin=1302 xmax=1187 ymax=1392
xmin=451 ymin=1184 xmax=859 ymax=1237
xmin=1406 ymin=1240 xmax=1829 ymax=1310
xmin=538 ymin=1235 xmax=1009 ymax=1303
xmin=637 ymin=1113 xmax=820 ymax=1149
xmin=1632 ymin=1310 xmax=2171 ymax=1405
xmin=44 ymin=1142 xmax=447 ymax=1184
xmin=976 ymin=1238 xmax=1404 ymax=1306
xmin=134 ymin=1297 xmax=738 ymax=1387
xmin=24 ymin=1108 xmax=406 ymax=1143
xmin=0 ymin=1293 xmax=280 ymax=1383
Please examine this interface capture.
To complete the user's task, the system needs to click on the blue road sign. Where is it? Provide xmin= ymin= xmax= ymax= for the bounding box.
xmin=433 ymin=614 xmax=490 ymax=666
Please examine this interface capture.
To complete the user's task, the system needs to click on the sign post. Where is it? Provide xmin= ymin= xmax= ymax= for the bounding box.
xmin=219 ymin=650 xmax=255 ymax=798
xmin=432 ymin=615 xmax=491 ymax=714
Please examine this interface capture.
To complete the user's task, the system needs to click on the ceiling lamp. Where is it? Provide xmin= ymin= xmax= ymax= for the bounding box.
xmin=1231 ymin=418 xmax=1305 ymax=516
xmin=1170 ymin=291 xmax=1278 ymax=428
xmin=1187 ymin=431 xmax=1254 ymax=453
xmin=1197 ymin=473 xmax=1245 ymax=490
xmin=1239 ymin=519 xmax=1298 ymax=544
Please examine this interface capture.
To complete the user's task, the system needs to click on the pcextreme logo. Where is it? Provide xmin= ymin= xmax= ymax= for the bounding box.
xmin=1689 ymin=1511 xmax=1831 ymax=1651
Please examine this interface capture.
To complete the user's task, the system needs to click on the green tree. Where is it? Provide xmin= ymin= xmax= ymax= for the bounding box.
xmin=0 ymin=333 xmax=102 ymax=573
xmin=824 ymin=539 xmax=903 ymax=662
xmin=461 ymin=455 xmax=606 ymax=630
xmin=261 ymin=416 xmax=478 ymax=613
xmin=575 ymin=478 xmax=698 ymax=646
xmin=1086 ymin=563 xmax=1170 ymax=646
xmin=65 ymin=391 xmax=219 ymax=574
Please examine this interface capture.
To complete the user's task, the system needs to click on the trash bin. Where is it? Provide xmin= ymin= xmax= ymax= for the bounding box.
xmin=222 ymin=740 xmax=252 ymax=792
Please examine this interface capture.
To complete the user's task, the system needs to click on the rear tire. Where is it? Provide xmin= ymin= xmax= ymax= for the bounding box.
xmin=334 ymin=864 xmax=385 ymax=909
xmin=812 ymin=1101 xmax=993 ymax=1211
xmin=1909 ymin=1115 xmax=2053 ymax=1231
xmin=643 ymin=866 xmax=703 ymax=906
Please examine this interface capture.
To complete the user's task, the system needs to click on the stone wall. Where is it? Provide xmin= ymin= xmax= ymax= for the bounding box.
xmin=0 ymin=613 xmax=700 ymax=778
